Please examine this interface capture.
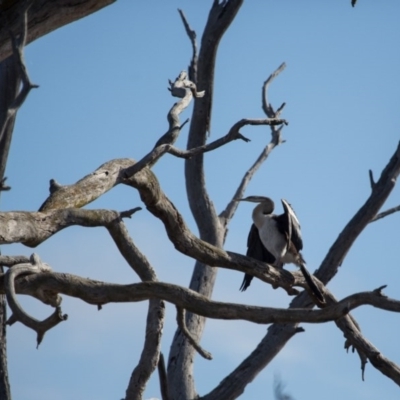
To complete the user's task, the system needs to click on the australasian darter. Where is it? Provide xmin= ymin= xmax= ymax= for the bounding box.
xmin=236 ymin=196 xmax=324 ymax=303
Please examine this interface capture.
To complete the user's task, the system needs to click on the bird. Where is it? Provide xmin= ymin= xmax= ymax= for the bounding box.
xmin=236 ymin=196 xmax=324 ymax=303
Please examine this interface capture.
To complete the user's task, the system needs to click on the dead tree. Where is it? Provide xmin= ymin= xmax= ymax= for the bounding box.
xmin=1 ymin=2 xmax=400 ymax=400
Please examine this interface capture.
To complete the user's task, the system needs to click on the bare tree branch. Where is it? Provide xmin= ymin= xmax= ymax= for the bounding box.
xmin=262 ymin=62 xmax=286 ymax=118
xmin=0 ymin=208 xmax=137 ymax=247
xmin=148 ymin=117 xmax=286 ymax=162
xmin=178 ymin=9 xmax=198 ymax=83
xmin=83 ymin=73 xmax=203 ymax=179
xmin=370 ymin=205 xmax=400 ymax=222
xmin=39 ymin=158 xmax=134 ymax=211
xmin=4 ymin=254 xmax=66 ymax=347
xmin=318 ymin=141 xmax=400 ymax=282
xmin=5 ymin=274 xmax=400 ymax=328
xmin=176 ymin=306 xmax=212 ymax=360
xmin=335 ymin=309 xmax=400 ymax=385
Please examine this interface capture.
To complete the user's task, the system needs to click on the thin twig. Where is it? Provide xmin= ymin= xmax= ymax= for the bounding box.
xmin=178 ymin=9 xmax=198 ymax=83
xmin=370 ymin=205 xmax=400 ymax=222
xmin=262 ymin=62 xmax=286 ymax=118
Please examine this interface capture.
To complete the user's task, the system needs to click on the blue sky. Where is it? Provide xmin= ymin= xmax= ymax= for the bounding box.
xmin=3 ymin=1 xmax=400 ymax=399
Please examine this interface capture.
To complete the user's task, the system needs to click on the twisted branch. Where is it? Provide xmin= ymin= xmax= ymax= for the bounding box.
xmin=5 ymin=254 xmax=66 ymax=347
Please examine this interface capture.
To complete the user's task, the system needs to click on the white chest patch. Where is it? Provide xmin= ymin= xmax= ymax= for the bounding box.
xmin=258 ymin=216 xmax=287 ymax=263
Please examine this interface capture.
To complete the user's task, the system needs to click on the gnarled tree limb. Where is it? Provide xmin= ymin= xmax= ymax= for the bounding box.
xmin=5 ymin=254 xmax=66 ymax=347
xmin=3 ymin=273 xmax=400 ymax=326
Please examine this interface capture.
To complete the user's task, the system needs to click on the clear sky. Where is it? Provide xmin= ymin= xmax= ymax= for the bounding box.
xmin=3 ymin=1 xmax=400 ymax=399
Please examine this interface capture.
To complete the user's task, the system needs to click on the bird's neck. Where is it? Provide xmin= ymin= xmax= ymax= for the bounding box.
xmin=252 ymin=203 xmax=269 ymax=230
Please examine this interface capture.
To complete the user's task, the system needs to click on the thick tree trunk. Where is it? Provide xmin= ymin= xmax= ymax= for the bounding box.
xmin=167 ymin=2 xmax=243 ymax=398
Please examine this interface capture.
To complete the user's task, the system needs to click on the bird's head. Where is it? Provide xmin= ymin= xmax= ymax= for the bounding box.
xmin=235 ymin=196 xmax=275 ymax=213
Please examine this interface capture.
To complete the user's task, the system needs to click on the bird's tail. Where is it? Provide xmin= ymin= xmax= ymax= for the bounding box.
xmin=239 ymin=273 xmax=253 ymax=291
xmin=299 ymin=262 xmax=325 ymax=303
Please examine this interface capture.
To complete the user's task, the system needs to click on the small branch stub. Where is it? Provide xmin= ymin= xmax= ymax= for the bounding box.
xmin=168 ymin=71 xmax=204 ymax=98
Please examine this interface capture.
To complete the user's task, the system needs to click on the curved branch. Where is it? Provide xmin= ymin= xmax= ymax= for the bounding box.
xmin=5 ymin=254 xmax=66 ymax=347
xmin=176 ymin=307 xmax=212 ymax=360
xmin=5 ymin=273 xmax=400 ymax=325
xmin=262 ymin=62 xmax=286 ymax=118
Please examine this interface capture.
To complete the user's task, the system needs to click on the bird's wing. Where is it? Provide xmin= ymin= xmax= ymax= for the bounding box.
xmin=247 ymin=223 xmax=276 ymax=263
xmin=281 ymin=199 xmax=303 ymax=252
xmin=240 ymin=224 xmax=276 ymax=291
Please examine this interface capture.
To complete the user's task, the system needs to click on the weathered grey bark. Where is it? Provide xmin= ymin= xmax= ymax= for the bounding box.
xmin=0 ymin=0 xmax=115 ymax=63
xmin=0 ymin=56 xmax=19 ymax=186
xmin=0 ymin=34 xmax=21 ymax=400
xmin=3 ymin=274 xmax=400 ymax=327
xmin=0 ymin=265 xmax=11 ymax=400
